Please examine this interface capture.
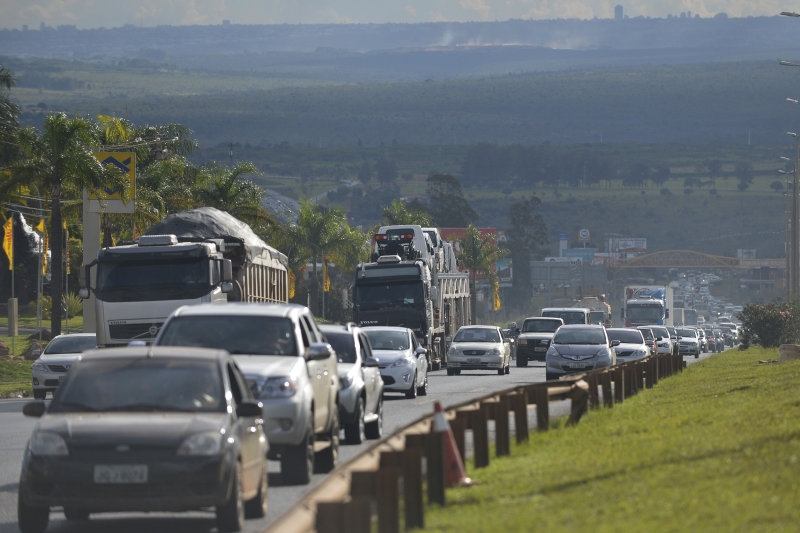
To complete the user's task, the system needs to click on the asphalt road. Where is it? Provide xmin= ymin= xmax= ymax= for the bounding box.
xmin=0 ymin=350 xmax=718 ymax=533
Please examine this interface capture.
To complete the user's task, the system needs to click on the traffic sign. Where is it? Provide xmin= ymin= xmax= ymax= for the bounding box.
xmin=87 ymin=152 xmax=136 ymax=214
xmin=559 ymin=232 xmax=568 ymax=241
xmin=579 ymin=229 xmax=590 ymax=241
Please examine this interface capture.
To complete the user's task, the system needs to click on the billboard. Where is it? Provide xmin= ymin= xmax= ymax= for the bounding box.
xmin=737 ymin=249 xmax=757 ymax=259
xmin=495 ymin=258 xmax=512 ymax=283
xmin=562 ymin=248 xmax=595 ymax=262
xmin=607 ymin=238 xmax=647 ymax=254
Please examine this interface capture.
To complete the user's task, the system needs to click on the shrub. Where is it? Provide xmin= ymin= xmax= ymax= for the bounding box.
xmin=738 ymin=302 xmax=797 ymax=348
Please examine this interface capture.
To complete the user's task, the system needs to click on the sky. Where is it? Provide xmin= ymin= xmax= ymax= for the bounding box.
xmin=2 ymin=0 xmax=799 ymax=29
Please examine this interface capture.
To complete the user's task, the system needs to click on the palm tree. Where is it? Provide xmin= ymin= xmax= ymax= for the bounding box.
xmin=382 ymin=199 xmax=432 ymax=226
xmin=458 ymin=224 xmax=508 ymax=325
xmin=0 ymin=62 xmax=20 ymax=169
xmin=196 ymin=162 xmax=277 ymax=232
xmin=4 ymin=113 xmax=129 ymax=336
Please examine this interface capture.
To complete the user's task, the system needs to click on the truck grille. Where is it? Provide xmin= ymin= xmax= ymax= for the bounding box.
xmin=108 ymin=322 xmax=163 ymax=341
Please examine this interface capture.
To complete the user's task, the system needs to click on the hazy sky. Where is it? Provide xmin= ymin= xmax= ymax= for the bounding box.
xmin=2 ymin=0 xmax=799 ymax=28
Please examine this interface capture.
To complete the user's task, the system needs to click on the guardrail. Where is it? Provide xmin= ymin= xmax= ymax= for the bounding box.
xmin=263 ymin=352 xmax=686 ymax=533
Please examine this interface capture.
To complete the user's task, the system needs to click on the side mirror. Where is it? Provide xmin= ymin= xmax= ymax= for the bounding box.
xmin=236 ymin=400 xmax=263 ymax=418
xmin=363 ymin=358 xmax=380 ymax=368
xmin=23 ymin=401 xmax=46 ymax=418
xmin=611 ymin=340 xmax=621 ymax=347
xmin=445 ymin=337 xmax=452 ymax=343
xmin=306 ymin=343 xmax=335 ymax=361
xmin=656 ymin=337 xmax=663 ymax=342
xmin=415 ymin=346 xmax=427 ymax=355
xmin=78 ymin=288 xmax=90 ymax=299
xmin=220 ymin=282 xmax=234 ymax=294
xmin=222 ymin=259 xmax=233 ymax=283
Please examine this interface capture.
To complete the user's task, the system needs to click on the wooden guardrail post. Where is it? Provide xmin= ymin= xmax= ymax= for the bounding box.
xmin=613 ymin=367 xmax=625 ymax=403
xmin=317 ymin=500 xmax=371 ymax=533
xmin=403 ymin=448 xmax=424 ymax=530
xmin=637 ymin=361 xmax=645 ymax=391
xmin=496 ymin=396 xmax=510 ymax=457
xmin=377 ymin=467 xmax=399 ymax=533
xmin=652 ymin=357 xmax=660 ymax=385
xmin=566 ymin=380 xmax=589 ymax=426
xmin=450 ymin=414 xmax=467 ymax=463
xmin=472 ymin=407 xmax=490 ymax=468
xmin=535 ymin=387 xmax=550 ymax=430
xmin=587 ymin=373 xmax=600 ymax=409
xmin=426 ymin=431 xmax=446 ymax=506
xmin=513 ymin=392 xmax=529 ymax=443
xmin=622 ymin=364 xmax=632 ymax=397
xmin=601 ymin=371 xmax=613 ymax=408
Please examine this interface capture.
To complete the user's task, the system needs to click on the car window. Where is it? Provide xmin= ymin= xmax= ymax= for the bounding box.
xmin=453 ymin=328 xmax=501 ymax=343
xmin=50 ymin=358 xmax=225 ymax=413
xmin=638 ymin=329 xmax=655 ymax=340
xmin=227 ymin=363 xmax=244 ymax=405
xmin=606 ymin=329 xmax=645 ymax=344
xmin=231 ymin=363 xmax=254 ymax=400
xmin=542 ymin=310 xmax=587 ymax=325
xmin=326 ymin=332 xmax=357 ymax=364
xmin=553 ymin=328 xmax=607 ymax=345
xmin=359 ymin=334 xmax=373 ymax=359
xmin=303 ymin=315 xmax=322 ymax=343
xmin=298 ymin=318 xmax=311 ymax=348
xmin=365 ymin=330 xmax=411 ymax=350
xmin=158 ymin=315 xmax=298 ymax=356
xmin=44 ymin=335 xmax=97 ymax=355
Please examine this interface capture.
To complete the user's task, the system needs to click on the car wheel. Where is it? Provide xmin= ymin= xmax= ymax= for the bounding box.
xmin=517 ymin=356 xmax=528 ymax=367
xmin=546 ymin=372 xmax=560 ymax=381
xmin=365 ymin=397 xmax=383 ymax=440
xmin=244 ymin=461 xmax=268 ymax=519
xmin=32 ymin=389 xmax=46 ymax=400
xmin=216 ymin=461 xmax=245 ymax=533
xmin=405 ymin=373 xmax=418 ymax=399
xmin=695 ymin=351 xmax=700 ymax=359
xmin=454 ymin=369 xmax=461 ymax=375
xmin=17 ymin=486 xmax=49 ymax=533
xmin=281 ymin=416 xmax=314 ymax=485
xmin=497 ymin=367 xmax=505 ymax=375
xmin=446 ymin=368 xmax=454 ymax=376
xmin=64 ymin=508 xmax=89 ymax=520
xmin=417 ymin=371 xmax=428 ymax=396
xmin=314 ymin=408 xmax=339 ymax=474
xmin=505 ymin=364 xmax=510 ymax=375
xmin=431 ymin=360 xmax=441 ymax=371
xmin=344 ymin=397 xmax=366 ymax=445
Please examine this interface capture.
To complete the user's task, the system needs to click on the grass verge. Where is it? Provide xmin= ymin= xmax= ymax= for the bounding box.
xmin=0 ymin=358 xmax=32 ymax=398
xmin=426 ymin=347 xmax=800 ymax=532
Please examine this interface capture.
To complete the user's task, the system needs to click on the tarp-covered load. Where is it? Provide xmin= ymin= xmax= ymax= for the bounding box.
xmin=145 ymin=207 xmax=287 ymax=268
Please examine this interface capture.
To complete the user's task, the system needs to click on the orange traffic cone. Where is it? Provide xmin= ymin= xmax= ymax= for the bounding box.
xmin=432 ymin=401 xmax=473 ymax=487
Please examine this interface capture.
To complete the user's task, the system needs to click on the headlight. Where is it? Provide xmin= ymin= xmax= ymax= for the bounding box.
xmin=596 ymin=348 xmax=609 ymax=358
xmin=546 ymin=346 xmax=558 ymax=357
xmin=177 ymin=431 xmax=224 ymax=456
xmin=390 ymin=357 xmax=414 ymax=367
xmin=251 ymin=376 xmax=297 ymax=398
xmin=487 ymin=348 xmax=501 ymax=356
xmin=339 ymin=373 xmax=353 ymax=389
xmin=448 ymin=346 xmax=461 ymax=355
xmin=634 ymin=350 xmax=648 ymax=356
xmin=30 ymin=431 xmax=68 ymax=456
xmin=517 ymin=338 xmax=527 ymax=345
xmin=32 ymin=362 xmax=47 ymax=372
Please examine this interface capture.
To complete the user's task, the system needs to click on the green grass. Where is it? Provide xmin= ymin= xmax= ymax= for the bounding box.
xmin=0 ymin=315 xmax=84 ymax=331
xmin=0 ymin=358 xmax=32 ymax=398
xmin=426 ymin=347 xmax=800 ymax=532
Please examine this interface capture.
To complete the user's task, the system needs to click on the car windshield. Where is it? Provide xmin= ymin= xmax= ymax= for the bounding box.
xmin=354 ymin=282 xmax=423 ymax=310
xmin=158 ymin=316 xmax=297 ymax=356
xmin=522 ymin=320 xmax=560 ymax=333
xmin=542 ymin=311 xmax=587 ymax=325
xmin=553 ymin=328 xmax=606 ymax=345
xmin=44 ymin=335 xmax=96 ymax=355
xmin=96 ymin=258 xmax=211 ymax=302
xmin=453 ymin=328 xmax=501 ymax=343
xmin=649 ymin=327 xmax=669 ymax=338
xmin=50 ymin=358 xmax=224 ymax=413
xmin=607 ymin=329 xmax=645 ymax=344
xmin=365 ymin=330 xmax=410 ymax=351
xmin=325 ymin=332 xmax=357 ymax=364
xmin=638 ymin=329 xmax=655 ymax=340
xmin=677 ymin=329 xmax=697 ymax=337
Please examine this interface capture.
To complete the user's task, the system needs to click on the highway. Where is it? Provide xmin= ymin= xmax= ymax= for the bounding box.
xmin=0 ymin=353 xmax=715 ymax=533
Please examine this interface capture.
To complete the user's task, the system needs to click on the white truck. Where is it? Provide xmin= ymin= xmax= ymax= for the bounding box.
xmin=621 ymin=285 xmax=674 ymax=328
xmin=80 ymin=207 xmax=288 ymax=347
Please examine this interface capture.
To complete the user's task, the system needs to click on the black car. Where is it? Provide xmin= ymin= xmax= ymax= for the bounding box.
xmin=18 ymin=347 xmax=268 ymax=533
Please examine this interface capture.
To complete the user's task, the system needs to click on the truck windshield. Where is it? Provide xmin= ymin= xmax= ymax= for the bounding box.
xmin=97 ymin=258 xmax=211 ymax=302
xmin=591 ymin=311 xmax=605 ymax=323
xmin=355 ymin=282 xmax=423 ymax=310
xmin=157 ymin=316 xmax=298 ymax=356
xmin=542 ymin=311 xmax=587 ymax=325
xmin=627 ymin=305 xmax=663 ymax=322
xmin=522 ymin=320 xmax=560 ymax=333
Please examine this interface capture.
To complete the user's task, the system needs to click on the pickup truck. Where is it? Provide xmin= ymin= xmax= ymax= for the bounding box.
xmin=515 ymin=317 xmax=564 ymax=367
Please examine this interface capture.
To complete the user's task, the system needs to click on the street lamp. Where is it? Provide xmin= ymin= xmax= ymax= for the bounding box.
xmin=780 ymin=61 xmax=800 ymax=67
xmin=781 ymin=11 xmax=800 ymax=17
xmin=788 ymin=132 xmax=800 ymax=298
xmin=780 ymin=168 xmax=794 ymax=297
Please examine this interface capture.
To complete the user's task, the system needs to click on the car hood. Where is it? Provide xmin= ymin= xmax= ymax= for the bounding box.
xmin=518 ymin=333 xmax=555 ymax=340
xmin=37 ymin=412 xmax=228 ymax=448
xmin=452 ymin=342 xmax=501 ymax=352
xmin=550 ymin=344 xmax=605 ymax=356
xmin=614 ymin=342 xmax=647 ymax=353
xmin=371 ymin=349 xmax=412 ymax=364
xmin=234 ymin=355 xmax=304 ymax=379
xmin=38 ymin=354 xmax=81 ymax=365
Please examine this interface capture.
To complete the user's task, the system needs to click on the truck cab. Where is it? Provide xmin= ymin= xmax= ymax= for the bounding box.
xmin=541 ymin=307 xmax=592 ymax=325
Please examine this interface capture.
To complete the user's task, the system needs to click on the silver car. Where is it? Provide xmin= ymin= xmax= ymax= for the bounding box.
xmin=606 ymin=328 xmax=649 ymax=363
xmin=446 ymin=325 xmax=511 ymax=376
xmin=363 ymin=327 xmax=429 ymax=399
xmin=31 ymin=333 xmax=96 ymax=400
xmin=545 ymin=324 xmax=618 ymax=381
xmin=320 ymin=324 xmax=384 ymax=444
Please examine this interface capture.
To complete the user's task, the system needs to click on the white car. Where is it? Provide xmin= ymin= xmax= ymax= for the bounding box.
xmin=363 ymin=326 xmax=429 ymax=399
xmin=446 ymin=325 xmax=511 ymax=376
xmin=676 ymin=327 xmax=701 ymax=358
xmin=605 ymin=328 xmax=649 ymax=362
xmin=31 ymin=333 xmax=96 ymax=400
xmin=645 ymin=325 xmax=673 ymax=355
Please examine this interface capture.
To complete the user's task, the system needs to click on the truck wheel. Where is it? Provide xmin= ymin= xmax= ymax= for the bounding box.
xmin=281 ymin=417 xmax=314 ymax=485
xmin=314 ymin=408 xmax=339 ymax=474
xmin=365 ymin=398 xmax=383 ymax=440
xmin=517 ymin=356 xmax=528 ymax=368
xmin=344 ymin=397 xmax=366 ymax=445
xmin=18 ymin=487 xmax=49 ymax=533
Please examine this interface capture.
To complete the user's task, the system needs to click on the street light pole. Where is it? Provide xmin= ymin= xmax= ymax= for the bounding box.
xmin=789 ymin=133 xmax=800 ymax=299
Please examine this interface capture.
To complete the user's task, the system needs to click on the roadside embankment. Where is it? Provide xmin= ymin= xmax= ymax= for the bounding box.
xmin=426 ymin=348 xmax=800 ymax=532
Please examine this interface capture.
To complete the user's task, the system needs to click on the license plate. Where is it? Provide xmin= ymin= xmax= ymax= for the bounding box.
xmin=94 ymin=465 xmax=148 ymax=484
xmin=567 ymin=363 xmax=588 ymax=369
xmin=534 ymin=347 xmax=547 ymax=352
xmin=466 ymin=358 xmax=481 ymax=364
